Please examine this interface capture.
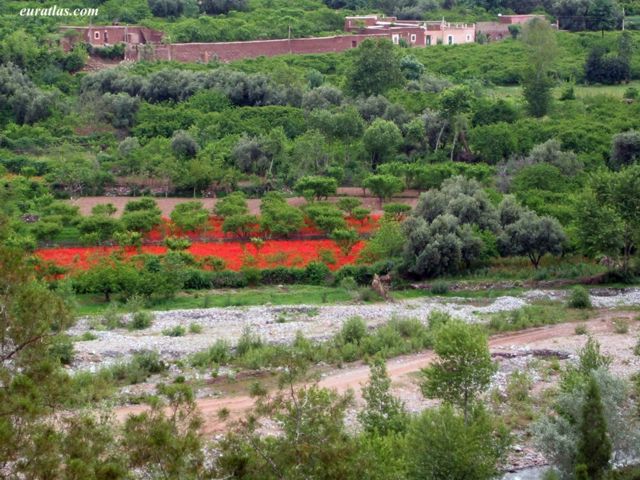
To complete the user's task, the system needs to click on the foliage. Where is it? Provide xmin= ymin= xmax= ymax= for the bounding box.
xmin=358 ymin=358 xmax=409 ymax=435
xmin=407 ymin=405 xmax=509 ymax=480
xmin=421 ymin=319 xmax=496 ymax=423
xmin=567 ymin=286 xmax=592 ymax=309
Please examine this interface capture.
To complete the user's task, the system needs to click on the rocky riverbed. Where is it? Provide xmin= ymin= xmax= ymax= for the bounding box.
xmin=68 ymin=288 xmax=640 ymax=371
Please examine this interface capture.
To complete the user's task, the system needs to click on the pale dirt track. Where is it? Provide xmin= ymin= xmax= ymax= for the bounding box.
xmin=115 ymin=314 xmax=628 ymax=433
xmin=68 ymin=189 xmax=420 ymax=217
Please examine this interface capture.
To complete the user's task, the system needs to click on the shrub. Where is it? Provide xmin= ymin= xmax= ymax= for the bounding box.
xmin=241 ymin=267 xmax=261 ymax=286
xmin=191 ymin=340 xmax=231 ymax=367
xmin=129 ymin=311 xmax=154 ymax=330
xmin=341 ymin=317 xmax=367 ymax=345
xmin=575 ymin=324 xmax=588 ymax=335
xmin=339 ymin=276 xmax=357 ymax=291
xmin=101 ymin=303 xmax=125 ymax=329
xmin=189 ymin=323 xmax=203 ymax=334
xmin=304 ymin=261 xmax=331 ymax=285
xmin=259 ymin=267 xmax=306 ymax=285
xmin=162 ymin=325 xmax=186 ymax=337
xmin=430 ymin=281 xmax=449 ymax=295
xmin=48 ymin=335 xmax=75 ymax=365
xmin=612 ymin=318 xmax=629 ymax=334
xmin=209 ymin=271 xmax=248 ymax=289
xmin=634 ymin=337 xmax=640 ymax=356
xmin=567 ymin=286 xmax=592 ymax=309
xmin=428 ymin=311 xmax=451 ymax=330
xmin=236 ymin=327 xmax=263 ymax=356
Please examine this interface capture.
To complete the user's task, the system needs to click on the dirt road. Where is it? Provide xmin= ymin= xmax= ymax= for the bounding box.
xmin=115 ymin=315 xmax=625 ymax=433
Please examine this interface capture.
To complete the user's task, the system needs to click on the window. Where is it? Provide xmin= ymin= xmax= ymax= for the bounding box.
xmin=352 ymin=40 xmax=357 ymax=48
xmin=94 ymin=31 xmax=100 ymax=40
xmin=392 ymin=34 xmax=399 ymax=44
xmin=104 ymin=31 xmax=109 ymax=43
xmin=410 ymin=34 xmax=416 ymax=43
xmin=466 ymin=34 xmax=471 ymax=41
xmin=426 ymin=35 xmax=431 ymax=45
xmin=448 ymin=35 xmax=453 ymax=45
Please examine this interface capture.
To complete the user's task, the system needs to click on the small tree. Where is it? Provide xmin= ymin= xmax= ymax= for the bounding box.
xmin=222 ymin=214 xmax=258 ymax=238
xmin=421 ymin=320 xmax=496 ymax=424
xmin=330 ymin=227 xmax=359 ymax=256
xmin=382 ymin=202 xmax=411 ymax=221
xmin=363 ymin=119 xmax=403 ymax=167
xmin=498 ymin=211 xmax=565 ymax=268
xmin=358 ymin=358 xmax=408 ymax=436
xmin=346 ymin=38 xmax=403 ymax=96
xmin=170 ymin=201 xmax=209 ymax=232
xmin=408 ymin=405 xmax=508 ymax=480
xmin=609 ymin=130 xmax=640 ymax=171
xmin=521 ymin=18 xmax=557 ymax=117
xmin=336 ymin=197 xmax=362 ymax=214
xmin=363 ymin=174 xmax=404 ymax=207
xmin=214 ymin=192 xmax=249 ymax=218
xmin=576 ymin=376 xmax=612 ymax=479
xmin=294 ymin=176 xmax=338 ymax=201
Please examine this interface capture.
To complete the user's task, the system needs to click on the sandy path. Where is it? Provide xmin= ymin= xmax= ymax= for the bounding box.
xmin=115 ymin=314 xmax=626 ymax=433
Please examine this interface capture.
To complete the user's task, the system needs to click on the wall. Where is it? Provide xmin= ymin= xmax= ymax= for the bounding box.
xmin=128 ymin=33 xmax=390 ymax=63
xmin=425 ymin=25 xmax=475 ymax=45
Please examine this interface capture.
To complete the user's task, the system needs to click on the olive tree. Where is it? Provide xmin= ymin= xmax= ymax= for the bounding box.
xmin=498 ymin=210 xmax=566 ymax=268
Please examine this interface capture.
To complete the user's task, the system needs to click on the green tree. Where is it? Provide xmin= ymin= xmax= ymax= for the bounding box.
xmin=576 ymin=376 xmax=612 ymax=479
xmin=358 ymin=358 xmax=408 ymax=436
xmin=609 ymin=130 xmax=640 ymax=170
xmin=498 ymin=210 xmax=566 ymax=268
xmin=260 ymin=196 xmax=305 ymax=238
xmin=294 ymin=176 xmax=338 ymax=201
xmin=214 ymin=192 xmax=249 ymax=218
xmin=0 ymin=247 xmax=75 ymax=475
xmin=363 ymin=174 xmax=404 ymax=207
xmin=330 ymin=227 xmax=360 ymax=256
xmin=576 ymin=166 xmax=640 ymax=272
xmin=170 ymin=201 xmax=209 ymax=232
xmin=222 ymin=214 xmax=258 ymax=238
xmin=122 ymin=383 xmax=204 ymax=478
xmin=521 ymin=18 xmax=557 ymax=117
xmin=346 ymin=38 xmax=403 ymax=96
xmin=421 ymin=320 xmax=496 ymax=424
xmin=363 ymin=119 xmax=403 ymax=168
xmin=408 ymin=405 xmax=508 ymax=480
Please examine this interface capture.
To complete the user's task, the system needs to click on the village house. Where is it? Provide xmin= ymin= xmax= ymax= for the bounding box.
xmin=60 ymin=13 xmax=544 ymax=63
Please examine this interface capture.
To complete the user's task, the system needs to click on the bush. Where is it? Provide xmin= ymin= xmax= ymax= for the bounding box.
xmin=190 ymin=340 xmax=231 ymax=367
xmin=575 ymin=324 xmax=588 ymax=335
xmin=430 ymin=281 xmax=449 ymax=295
xmin=189 ymin=323 xmax=203 ymax=334
xmin=567 ymin=286 xmax=592 ymax=309
xmin=48 ymin=335 xmax=75 ymax=365
xmin=259 ymin=267 xmax=306 ymax=285
xmin=612 ymin=318 xmax=629 ymax=334
xmin=129 ymin=311 xmax=154 ymax=330
xmin=341 ymin=317 xmax=367 ymax=345
xmin=304 ymin=261 xmax=331 ymax=285
xmin=162 ymin=325 xmax=186 ymax=337
xmin=209 ymin=271 xmax=248 ymax=289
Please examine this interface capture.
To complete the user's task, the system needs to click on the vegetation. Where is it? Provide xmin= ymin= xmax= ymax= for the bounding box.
xmin=2 ymin=0 xmax=640 ymax=476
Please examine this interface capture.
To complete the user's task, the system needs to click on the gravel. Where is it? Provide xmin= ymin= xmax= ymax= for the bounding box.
xmin=68 ymin=288 xmax=640 ymax=371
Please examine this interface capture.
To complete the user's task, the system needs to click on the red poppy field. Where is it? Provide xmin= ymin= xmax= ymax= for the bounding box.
xmin=36 ymin=239 xmax=367 ymax=273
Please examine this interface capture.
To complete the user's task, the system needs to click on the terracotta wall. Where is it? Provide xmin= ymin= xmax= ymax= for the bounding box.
xmin=130 ymin=33 xmax=389 ymax=63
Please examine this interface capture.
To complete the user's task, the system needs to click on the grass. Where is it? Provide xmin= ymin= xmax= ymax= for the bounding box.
xmin=74 ymin=285 xmax=355 ymax=315
xmin=485 ymin=302 xmax=593 ymax=333
xmin=489 ymin=81 xmax=640 ymax=100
